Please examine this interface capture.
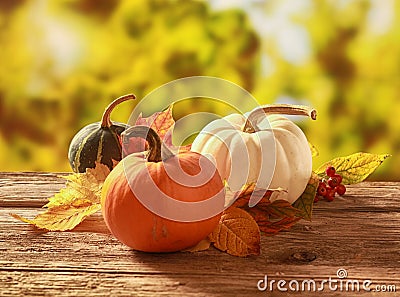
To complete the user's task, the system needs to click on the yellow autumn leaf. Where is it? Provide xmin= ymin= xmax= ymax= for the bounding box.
xmin=11 ymin=162 xmax=109 ymax=231
xmin=11 ymin=204 xmax=101 ymax=231
xmin=45 ymin=162 xmax=110 ymax=208
xmin=315 ymin=152 xmax=390 ymax=184
xmin=209 ymin=207 xmax=260 ymax=257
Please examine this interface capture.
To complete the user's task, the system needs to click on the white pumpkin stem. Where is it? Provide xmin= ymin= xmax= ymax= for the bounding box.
xmin=243 ymin=104 xmax=317 ymax=133
xmin=101 ymin=94 xmax=136 ymax=128
xmin=122 ymin=125 xmax=175 ymax=162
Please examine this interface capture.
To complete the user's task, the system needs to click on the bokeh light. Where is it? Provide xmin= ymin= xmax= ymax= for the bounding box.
xmin=0 ymin=0 xmax=398 ymax=180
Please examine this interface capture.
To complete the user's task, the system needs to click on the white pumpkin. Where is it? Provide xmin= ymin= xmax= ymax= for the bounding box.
xmin=191 ymin=104 xmax=316 ymax=204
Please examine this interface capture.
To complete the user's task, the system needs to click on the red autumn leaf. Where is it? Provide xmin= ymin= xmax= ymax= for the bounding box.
xmin=233 ymin=189 xmax=299 ymax=218
xmin=229 ymin=184 xmax=272 ymax=208
xmin=257 ymin=216 xmax=301 ymax=235
xmin=135 ymin=105 xmax=175 ymax=141
xmin=255 ymin=200 xmax=300 ymax=219
xmin=124 ymin=105 xmax=191 ymax=155
xmin=231 ymin=185 xmax=301 ymax=235
xmin=232 ymin=190 xmax=271 ymax=208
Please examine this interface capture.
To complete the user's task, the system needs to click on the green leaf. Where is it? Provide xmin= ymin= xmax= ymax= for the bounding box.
xmin=315 ymin=153 xmax=390 ymax=185
xmin=292 ymin=173 xmax=319 ymax=221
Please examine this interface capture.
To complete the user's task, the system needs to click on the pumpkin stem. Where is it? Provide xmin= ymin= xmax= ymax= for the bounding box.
xmin=243 ymin=104 xmax=317 ymax=133
xmin=122 ymin=125 xmax=174 ymax=162
xmin=101 ymin=94 xmax=136 ymax=128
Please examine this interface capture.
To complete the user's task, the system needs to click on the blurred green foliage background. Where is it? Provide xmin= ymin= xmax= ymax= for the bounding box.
xmin=0 ymin=0 xmax=398 ymax=180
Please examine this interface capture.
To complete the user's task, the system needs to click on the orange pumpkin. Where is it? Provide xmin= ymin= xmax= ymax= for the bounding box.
xmin=101 ymin=126 xmax=225 ymax=252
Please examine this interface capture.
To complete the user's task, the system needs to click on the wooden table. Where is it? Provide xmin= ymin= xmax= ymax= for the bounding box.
xmin=1 ymin=172 xmax=399 ymax=296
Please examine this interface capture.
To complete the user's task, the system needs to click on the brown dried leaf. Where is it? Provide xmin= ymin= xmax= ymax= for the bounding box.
xmin=209 ymin=207 xmax=260 ymax=257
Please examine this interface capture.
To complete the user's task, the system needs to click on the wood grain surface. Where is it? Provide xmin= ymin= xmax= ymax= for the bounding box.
xmin=0 ymin=172 xmax=399 ymax=296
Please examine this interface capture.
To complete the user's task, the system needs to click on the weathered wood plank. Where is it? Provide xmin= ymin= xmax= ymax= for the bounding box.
xmin=0 ymin=270 xmax=398 ymax=297
xmin=1 ymin=171 xmax=399 ymax=210
xmin=2 ymin=208 xmax=400 ymax=269
xmin=0 ymin=172 xmax=67 ymax=208
xmin=0 ymin=173 xmax=399 ymax=296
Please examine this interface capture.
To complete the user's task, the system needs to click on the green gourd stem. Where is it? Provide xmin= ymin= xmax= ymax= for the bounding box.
xmin=122 ymin=126 xmax=175 ymax=162
xmin=243 ymin=104 xmax=317 ymax=133
xmin=101 ymin=94 xmax=136 ymax=128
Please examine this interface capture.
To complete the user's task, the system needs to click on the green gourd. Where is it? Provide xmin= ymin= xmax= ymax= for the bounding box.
xmin=68 ymin=94 xmax=135 ymax=173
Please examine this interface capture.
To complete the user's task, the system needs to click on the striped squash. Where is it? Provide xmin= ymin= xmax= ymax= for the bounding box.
xmin=68 ymin=94 xmax=135 ymax=173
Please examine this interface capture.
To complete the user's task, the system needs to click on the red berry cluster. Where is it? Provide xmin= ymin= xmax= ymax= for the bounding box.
xmin=315 ymin=166 xmax=346 ymax=202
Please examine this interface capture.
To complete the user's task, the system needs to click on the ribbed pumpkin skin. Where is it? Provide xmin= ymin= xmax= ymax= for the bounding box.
xmin=101 ymin=152 xmax=224 ymax=252
xmin=68 ymin=121 xmax=127 ymax=173
xmin=191 ymin=113 xmax=312 ymax=204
